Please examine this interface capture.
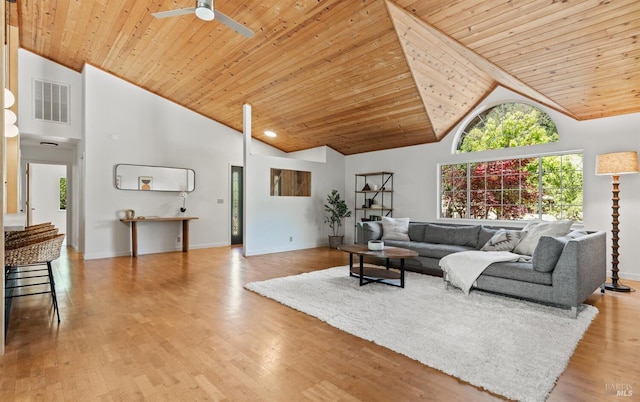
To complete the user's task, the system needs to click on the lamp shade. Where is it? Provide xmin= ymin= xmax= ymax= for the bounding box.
xmin=596 ymin=151 xmax=639 ymax=175
xmin=4 ymin=109 xmax=17 ymax=125
xmin=4 ymin=124 xmax=19 ymax=138
xmin=4 ymin=88 xmax=15 ymax=109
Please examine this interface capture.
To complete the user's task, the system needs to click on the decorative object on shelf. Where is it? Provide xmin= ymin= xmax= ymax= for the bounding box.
xmin=365 ymin=198 xmax=373 ymax=208
xmin=125 ymin=209 xmax=135 ymax=219
xmin=372 ymin=184 xmax=379 ymax=191
xmin=596 ymin=150 xmax=639 ymax=292
xmin=179 ymin=191 xmax=188 ymax=213
xmin=368 ymin=240 xmax=384 ymax=251
xmin=362 ymin=183 xmax=371 ymax=191
xmin=324 ymin=189 xmax=352 ymax=248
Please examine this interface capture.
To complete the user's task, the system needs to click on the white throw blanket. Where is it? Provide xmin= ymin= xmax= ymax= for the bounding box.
xmin=440 ymin=251 xmax=526 ymax=294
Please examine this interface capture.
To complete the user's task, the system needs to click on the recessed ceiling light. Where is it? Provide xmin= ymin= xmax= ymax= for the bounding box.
xmin=264 ymin=130 xmax=277 ymax=138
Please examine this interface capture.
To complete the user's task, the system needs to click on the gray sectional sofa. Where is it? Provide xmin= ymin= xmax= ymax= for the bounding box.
xmin=357 ymin=221 xmax=606 ymax=317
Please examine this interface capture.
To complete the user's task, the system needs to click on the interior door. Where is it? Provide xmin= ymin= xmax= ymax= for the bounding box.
xmin=230 ymin=166 xmax=243 ymax=245
xmin=27 ymin=163 xmax=68 ymax=244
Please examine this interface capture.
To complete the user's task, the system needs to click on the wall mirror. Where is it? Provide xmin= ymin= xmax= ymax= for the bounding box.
xmin=270 ymin=168 xmax=311 ymax=196
xmin=115 ymin=164 xmax=195 ymax=192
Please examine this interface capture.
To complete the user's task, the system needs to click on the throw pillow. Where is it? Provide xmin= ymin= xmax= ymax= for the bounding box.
xmin=381 ymin=217 xmax=410 ymax=241
xmin=512 ymin=220 xmax=573 ymax=256
xmin=481 ymin=229 xmax=523 ymax=252
xmin=532 ymin=236 xmax=569 ymax=272
xmin=422 ymin=224 xmax=481 ymax=247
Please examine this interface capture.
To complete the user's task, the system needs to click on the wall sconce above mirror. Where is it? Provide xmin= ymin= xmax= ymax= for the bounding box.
xmin=115 ymin=164 xmax=195 ymax=192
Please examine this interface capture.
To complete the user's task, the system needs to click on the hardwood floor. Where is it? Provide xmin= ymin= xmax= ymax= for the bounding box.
xmin=1 ymin=246 xmax=638 ymax=401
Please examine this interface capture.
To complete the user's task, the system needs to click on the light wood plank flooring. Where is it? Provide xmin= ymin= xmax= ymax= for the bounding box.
xmin=1 ymin=246 xmax=638 ymax=401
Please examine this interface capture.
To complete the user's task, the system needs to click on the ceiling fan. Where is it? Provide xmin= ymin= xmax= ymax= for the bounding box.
xmin=152 ymin=0 xmax=254 ymax=38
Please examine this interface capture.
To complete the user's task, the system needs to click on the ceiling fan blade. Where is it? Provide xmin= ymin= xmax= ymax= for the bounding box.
xmin=152 ymin=7 xmax=196 ymax=19
xmin=214 ymin=11 xmax=254 ymax=38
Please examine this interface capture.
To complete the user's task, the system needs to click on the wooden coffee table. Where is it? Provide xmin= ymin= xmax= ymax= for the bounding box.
xmin=338 ymin=244 xmax=418 ymax=288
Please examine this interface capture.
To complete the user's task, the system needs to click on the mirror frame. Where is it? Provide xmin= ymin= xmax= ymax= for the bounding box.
xmin=114 ymin=163 xmax=196 ymax=192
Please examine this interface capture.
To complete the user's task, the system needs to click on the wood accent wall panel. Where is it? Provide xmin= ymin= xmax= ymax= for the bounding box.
xmin=387 ymin=2 xmax=492 ymax=139
xmin=397 ymin=0 xmax=640 ymax=121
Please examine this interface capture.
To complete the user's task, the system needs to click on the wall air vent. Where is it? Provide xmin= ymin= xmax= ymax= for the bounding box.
xmin=34 ymin=79 xmax=70 ymax=124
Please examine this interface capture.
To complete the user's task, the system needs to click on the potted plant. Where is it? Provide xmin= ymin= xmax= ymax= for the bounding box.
xmin=324 ymin=189 xmax=352 ymax=248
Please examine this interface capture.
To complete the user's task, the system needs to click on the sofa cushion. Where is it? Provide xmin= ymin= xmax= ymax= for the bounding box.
xmin=381 ymin=217 xmax=410 ymax=241
xmin=512 ymin=220 xmax=573 ymax=256
xmin=567 ymin=230 xmax=588 ymax=239
xmin=532 ymin=236 xmax=569 ymax=272
xmin=408 ymin=223 xmax=427 ymax=242
xmin=423 ymin=224 xmax=481 ymax=248
xmin=481 ymin=229 xmax=524 ymax=252
xmin=482 ymin=261 xmax=552 ymax=285
xmin=361 ymin=222 xmax=382 ymax=241
xmin=383 ymin=240 xmax=474 ymax=259
xmin=477 ymin=227 xmax=499 ymax=250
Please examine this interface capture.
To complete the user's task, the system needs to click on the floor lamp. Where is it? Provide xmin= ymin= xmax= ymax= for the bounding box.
xmin=596 ymin=151 xmax=639 ymax=292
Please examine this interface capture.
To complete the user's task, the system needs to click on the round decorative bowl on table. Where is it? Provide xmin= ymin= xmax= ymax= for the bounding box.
xmin=368 ymin=240 xmax=384 ymax=251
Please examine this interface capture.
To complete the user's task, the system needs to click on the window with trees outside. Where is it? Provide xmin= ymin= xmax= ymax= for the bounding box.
xmin=440 ymin=102 xmax=583 ymax=222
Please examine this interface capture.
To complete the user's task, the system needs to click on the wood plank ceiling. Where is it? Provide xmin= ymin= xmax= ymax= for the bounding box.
xmin=14 ymin=0 xmax=640 ymax=155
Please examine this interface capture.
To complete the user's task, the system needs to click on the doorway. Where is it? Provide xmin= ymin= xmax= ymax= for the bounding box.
xmin=230 ymin=166 xmax=243 ymax=245
xmin=27 ymin=163 xmax=68 ymax=244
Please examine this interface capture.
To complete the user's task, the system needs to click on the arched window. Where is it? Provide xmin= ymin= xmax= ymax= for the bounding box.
xmin=457 ymin=102 xmax=558 ymax=153
xmin=440 ymin=102 xmax=583 ymax=222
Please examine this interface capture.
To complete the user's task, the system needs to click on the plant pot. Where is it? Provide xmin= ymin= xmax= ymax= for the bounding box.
xmin=328 ymin=235 xmax=344 ymax=249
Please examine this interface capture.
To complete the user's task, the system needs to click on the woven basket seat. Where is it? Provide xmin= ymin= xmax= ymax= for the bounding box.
xmin=5 ymin=228 xmax=59 ymax=249
xmin=5 ymin=222 xmax=54 ymax=240
xmin=5 ymin=234 xmax=65 ymax=267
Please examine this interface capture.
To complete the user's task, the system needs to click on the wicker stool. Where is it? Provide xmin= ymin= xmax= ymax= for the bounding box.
xmin=5 ymin=234 xmax=66 ymax=325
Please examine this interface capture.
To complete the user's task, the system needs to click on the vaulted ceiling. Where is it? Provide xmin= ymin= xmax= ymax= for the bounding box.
xmin=12 ymin=0 xmax=640 ymax=155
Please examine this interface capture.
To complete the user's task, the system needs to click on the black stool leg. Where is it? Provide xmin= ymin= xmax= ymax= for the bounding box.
xmin=47 ymin=261 xmax=61 ymax=323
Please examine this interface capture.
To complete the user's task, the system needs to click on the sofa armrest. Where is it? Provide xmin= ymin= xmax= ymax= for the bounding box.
xmin=356 ymin=221 xmax=382 ymax=244
xmin=552 ymin=231 xmax=606 ymax=306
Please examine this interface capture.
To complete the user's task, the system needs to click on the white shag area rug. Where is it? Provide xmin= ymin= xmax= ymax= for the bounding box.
xmin=245 ymin=266 xmax=598 ymax=402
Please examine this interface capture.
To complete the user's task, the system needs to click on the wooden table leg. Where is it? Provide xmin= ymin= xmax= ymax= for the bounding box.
xmin=182 ymin=219 xmax=190 ymax=252
xmin=131 ymin=221 xmax=138 ymax=257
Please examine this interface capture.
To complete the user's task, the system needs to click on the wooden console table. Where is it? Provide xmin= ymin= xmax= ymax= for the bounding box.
xmin=120 ymin=216 xmax=198 ymax=257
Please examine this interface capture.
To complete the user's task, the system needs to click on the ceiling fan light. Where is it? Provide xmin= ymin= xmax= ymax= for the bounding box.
xmin=5 ymin=124 xmax=19 ymax=138
xmin=4 ymin=88 xmax=15 ymax=109
xmin=5 ymin=109 xmax=17 ymax=125
xmin=195 ymin=2 xmax=215 ymax=21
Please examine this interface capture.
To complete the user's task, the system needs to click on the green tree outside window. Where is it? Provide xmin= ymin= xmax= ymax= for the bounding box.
xmin=60 ymin=177 xmax=67 ymax=210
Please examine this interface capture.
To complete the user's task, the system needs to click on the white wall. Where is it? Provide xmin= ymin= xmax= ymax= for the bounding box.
xmin=18 ymin=49 xmax=83 ymax=141
xmin=82 ymin=65 xmax=284 ymax=259
xmin=244 ymin=145 xmax=346 ymax=255
xmin=346 ymin=87 xmax=640 ymax=280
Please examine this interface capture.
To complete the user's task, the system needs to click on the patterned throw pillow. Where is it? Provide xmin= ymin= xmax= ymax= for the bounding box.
xmin=480 ymin=229 xmax=523 ymax=252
